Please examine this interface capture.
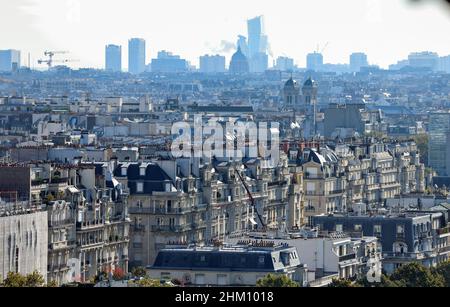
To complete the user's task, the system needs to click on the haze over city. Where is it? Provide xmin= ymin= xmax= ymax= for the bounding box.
xmin=1 ymin=0 xmax=450 ymax=292
xmin=1 ymin=0 xmax=449 ymax=69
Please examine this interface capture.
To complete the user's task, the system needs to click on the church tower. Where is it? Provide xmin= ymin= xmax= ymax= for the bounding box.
xmin=302 ymin=77 xmax=319 ymax=138
xmin=282 ymin=77 xmax=300 ymax=108
xmin=302 ymin=77 xmax=318 ymax=106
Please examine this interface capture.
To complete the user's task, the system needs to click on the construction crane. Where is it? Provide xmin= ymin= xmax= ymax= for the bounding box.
xmin=316 ymin=42 xmax=330 ymax=54
xmin=37 ymin=50 xmax=72 ymax=68
xmin=234 ymin=166 xmax=267 ymax=230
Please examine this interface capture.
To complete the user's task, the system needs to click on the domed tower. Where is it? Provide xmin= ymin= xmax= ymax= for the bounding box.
xmin=302 ymin=77 xmax=318 ymax=106
xmin=229 ymin=46 xmax=249 ymax=74
xmin=283 ymin=77 xmax=300 ymax=108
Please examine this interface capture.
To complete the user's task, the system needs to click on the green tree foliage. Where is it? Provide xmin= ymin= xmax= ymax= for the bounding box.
xmin=25 ymin=271 xmax=46 ymax=287
xmin=131 ymin=267 xmax=147 ymax=278
xmin=130 ymin=278 xmax=174 ymax=288
xmin=330 ymin=263 xmax=448 ymax=288
xmin=389 ymin=263 xmax=445 ymax=287
xmin=2 ymin=271 xmax=45 ymax=287
xmin=256 ymin=274 xmax=299 ymax=288
xmin=46 ymin=280 xmax=59 ymax=288
xmin=433 ymin=261 xmax=450 ymax=287
xmin=2 ymin=272 xmax=27 ymax=287
xmin=328 ymin=278 xmax=360 ymax=288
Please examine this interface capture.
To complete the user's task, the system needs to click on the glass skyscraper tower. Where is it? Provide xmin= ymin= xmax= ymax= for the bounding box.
xmin=128 ymin=38 xmax=146 ymax=74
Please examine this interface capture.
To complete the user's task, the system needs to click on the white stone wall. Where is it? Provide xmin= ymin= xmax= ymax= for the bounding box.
xmin=0 ymin=211 xmax=48 ymax=282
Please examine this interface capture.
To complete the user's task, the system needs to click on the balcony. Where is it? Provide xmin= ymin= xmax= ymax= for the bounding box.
xmin=132 ymin=225 xmax=145 ymax=232
xmin=192 ymin=221 xmax=207 ymax=229
xmin=129 ymin=207 xmax=191 ymax=215
xmin=50 ymin=177 xmax=69 ymax=185
xmin=49 ymin=219 xmax=75 ymax=228
xmin=339 ymin=253 xmax=357 ymax=262
xmin=151 ymin=224 xmax=192 ymax=232
xmin=383 ymin=252 xmax=426 ymax=260
xmin=437 ymin=226 xmax=450 ymax=236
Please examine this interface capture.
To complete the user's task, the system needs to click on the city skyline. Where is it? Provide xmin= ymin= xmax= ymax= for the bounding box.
xmin=1 ymin=0 xmax=449 ymax=70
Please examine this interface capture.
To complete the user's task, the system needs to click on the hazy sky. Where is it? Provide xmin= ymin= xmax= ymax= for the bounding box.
xmin=1 ymin=0 xmax=449 ymax=70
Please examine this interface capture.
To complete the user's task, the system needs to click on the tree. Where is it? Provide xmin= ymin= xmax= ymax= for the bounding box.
xmin=47 ymin=280 xmax=59 ymax=288
xmin=328 ymin=278 xmax=360 ymax=288
xmin=256 ymin=274 xmax=298 ymax=288
xmin=132 ymin=278 xmax=174 ymax=288
xmin=356 ymin=275 xmax=400 ymax=288
xmin=25 ymin=271 xmax=45 ymax=287
xmin=434 ymin=261 xmax=450 ymax=287
xmin=112 ymin=267 xmax=125 ymax=281
xmin=390 ymin=263 xmax=445 ymax=287
xmin=2 ymin=272 xmax=27 ymax=287
xmin=131 ymin=267 xmax=147 ymax=278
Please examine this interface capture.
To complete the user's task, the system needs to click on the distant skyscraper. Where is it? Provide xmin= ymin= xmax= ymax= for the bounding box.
xmin=306 ymin=52 xmax=323 ymax=71
xmin=350 ymin=52 xmax=369 ymax=72
xmin=275 ymin=57 xmax=294 ymax=71
xmin=105 ymin=44 xmax=122 ymax=72
xmin=229 ymin=47 xmax=249 ymax=74
xmin=0 ymin=49 xmax=21 ymax=72
xmin=408 ymin=51 xmax=439 ymax=71
xmin=151 ymin=51 xmax=189 ymax=73
xmin=237 ymin=35 xmax=249 ymax=58
xmin=438 ymin=55 xmax=450 ymax=73
xmin=199 ymin=55 xmax=226 ymax=73
xmin=247 ymin=16 xmax=269 ymax=73
xmin=128 ymin=38 xmax=146 ymax=74
xmin=429 ymin=112 xmax=450 ymax=176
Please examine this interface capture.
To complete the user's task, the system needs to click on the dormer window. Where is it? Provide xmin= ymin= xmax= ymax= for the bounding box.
xmin=140 ymin=167 xmax=146 ymax=177
xmin=137 ymin=182 xmax=144 ymax=193
xmin=121 ymin=167 xmax=127 ymax=176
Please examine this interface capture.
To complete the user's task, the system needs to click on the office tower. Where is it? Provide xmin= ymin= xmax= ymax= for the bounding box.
xmin=438 ymin=55 xmax=450 ymax=73
xmin=247 ymin=16 xmax=269 ymax=73
xmin=199 ymin=55 xmax=226 ymax=73
xmin=250 ymin=53 xmax=269 ymax=73
xmin=429 ymin=112 xmax=450 ymax=176
xmin=0 ymin=49 xmax=21 ymax=72
xmin=276 ymin=57 xmax=294 ymax=71
xmin=237 ymin=35 xmax=249 ymax=58
xmin=350 ymin=52 xmax=369 ymax=72
xmin=151 ymin=51 xmax=189 ymax=73
xmin=229 ymin=47 xmax=249 ymax=74
xmin=128 ymin=38 xmax=146 ymax=74
xmin=306 ymin=52 xmax=323 ymax=71
xmin=105 ymin=44 xmax=122 ymax=72
xmin=408 ymin=51 xmax=439 ymax=71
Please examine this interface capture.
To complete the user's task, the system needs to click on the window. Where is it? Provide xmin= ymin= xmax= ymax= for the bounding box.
xmin=121 ymin=167 xmax=127 ymax=176
xmin=397 ymin=225 xmax=405 ymax=234
xmin=374 ymin=225 xmax=382 ymax=235
xmin=140 ymin=167 xmax=146 ymax=176
xmin=258 ymin=256 xmax=265 ymax=265
xmin=336 ymin=224 xmax=343 ymax=232
xmin=137 ymin=182 xmax=144 ymax=193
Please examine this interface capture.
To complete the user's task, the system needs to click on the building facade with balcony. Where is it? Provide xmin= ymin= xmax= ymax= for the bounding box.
xmin=312 ymin=211 xmax=449 ymax=273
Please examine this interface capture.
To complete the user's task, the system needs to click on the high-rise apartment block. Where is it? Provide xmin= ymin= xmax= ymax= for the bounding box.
xmin=0 ymin=49 xmax=21 ymax=72
xmin=199 ymin=55 xmax=226 ymax=73
xmin=128 ymin=38 xmax=146 ymax=74
xmin=105 ymin=44 xmax=122 ymax=72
